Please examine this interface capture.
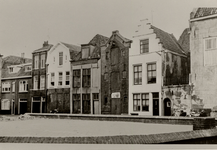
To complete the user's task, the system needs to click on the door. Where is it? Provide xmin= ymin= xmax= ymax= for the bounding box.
xmin=111 ymin=98 xmax=121 ymax=115
xmin=20 ymin=102 xmax=27 ymax=114
xmin=33 ymin=102 xmax=40 ymax=113
xmin=153 ymin=99 xmax=159 ymax=116
xmin=93 ymin=100 xmax=99 ymax=114
xmin=164 ymin=98 xmax=171 ymax=116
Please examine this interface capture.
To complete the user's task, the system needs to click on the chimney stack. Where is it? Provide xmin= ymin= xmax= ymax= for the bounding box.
xmin=43 ymin=41 xmax=49 ymax=47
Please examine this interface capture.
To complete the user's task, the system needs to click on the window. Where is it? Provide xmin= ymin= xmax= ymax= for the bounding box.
xmin=12 ymin=82 xmax=15 ymax=92
xmin=51 ymin=73 xmax=55 ymax=86
xmin=58 ymin=72 xmax=63 ymax=86
xmin=41 ymin=54 xmax=46 ymax=68
xmin=2 ymin=82 xmax=11 ymax=92
xmin=204 ymin=37 xmax=217 ymax=66
xmin=59 ymin=52 xmax=63 ymax=65
xmin=34 ymin=76 xmax=38 ymax=89
xmin=65 ymin=71 xmax=70 ymax=85
xmin=82 ymin=47 xmax=90 ymax=59
xmin=147 ymin=63 xmax=156 ymax=84
xmin=25 ymin=66 xmax=32 ymax=72
xmin=93 ymin=93 xmax=99 ymax=100
xmin=19 ymin=80 xmax=28 ymax=92
xmin=133 ymin=94 xmax=140 ymax=111
xmin=9 ymin=67 xmax=14 ymax=73
xmin=134 ymin=65 xmax=142 ymax=85
xmin=34 ymin=55 xmax=39 ymax=69
xmin=1 ymin=99 xmax=10 ymax=110
xmin=73 ymin=70 xmax=80 ymax=87
xmin=142 ymin=93 xmax=149 ymax=111
xmin=73 ymin=94 xmax=80 ymax=113
xmin=40 ymin=75 xmax=45 ymax=89
xmin=82 ymin=94 xmax=91 ymax=114
xmin=140 ymin=39 xmax=149 ymax=53
xmin=82 ymin=69 xmax=91 ymax=87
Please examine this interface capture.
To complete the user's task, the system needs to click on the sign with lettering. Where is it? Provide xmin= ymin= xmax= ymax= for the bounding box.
xmin=111 ymin=92 xmax=120 ymax=98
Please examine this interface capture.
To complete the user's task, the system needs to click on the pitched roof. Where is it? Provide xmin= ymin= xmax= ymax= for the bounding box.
xmin=2 ymin=55 xmax=32 ymax=69
xmin=33 ymin=44 xmax=53 ymax=53
xmin=88 ymin=34 xmax=109 ymax=47
xmin=150 ymin=25 xmax=185 ymax=55
xmin=2 ymin=64 xmax=32 ymax=79
xmin=60 ymin=42 xmax=81 ymax=60
xmin=191 ymin=8 xmax=217 ymax=19
xmin=178 ymin=28 xmax=190 ymax=53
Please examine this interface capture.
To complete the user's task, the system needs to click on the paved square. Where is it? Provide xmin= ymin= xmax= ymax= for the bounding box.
xmin=0 ymin=118 xmax=192 ymax=137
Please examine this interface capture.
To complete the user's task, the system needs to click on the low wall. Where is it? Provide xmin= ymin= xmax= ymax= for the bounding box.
xmin=26 ymin=113 xmax=194 ymax=125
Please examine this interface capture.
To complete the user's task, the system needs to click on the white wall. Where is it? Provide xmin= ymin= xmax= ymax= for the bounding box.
xmin=129 ymin=23 xmax=163 ymax=116
xmin=47 ymin=43 xmax=71 ymax=89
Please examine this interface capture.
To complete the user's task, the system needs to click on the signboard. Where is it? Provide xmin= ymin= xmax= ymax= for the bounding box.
xmin=111 ymin=92 xmax=120 ymax=98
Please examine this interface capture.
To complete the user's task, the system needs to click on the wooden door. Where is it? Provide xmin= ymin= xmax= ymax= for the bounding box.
xmin=93 ymin=100 xmax=99 ymax=114
xmin=153 ymin=99 xmax=159 ymax=116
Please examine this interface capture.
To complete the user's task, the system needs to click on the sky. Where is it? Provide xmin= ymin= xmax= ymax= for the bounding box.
xmin=0 ymin=0 xmax=216 ymax=58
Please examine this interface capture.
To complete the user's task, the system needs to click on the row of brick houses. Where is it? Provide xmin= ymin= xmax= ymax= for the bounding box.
xmin=0 ymin=7 xmax=217 ymax=117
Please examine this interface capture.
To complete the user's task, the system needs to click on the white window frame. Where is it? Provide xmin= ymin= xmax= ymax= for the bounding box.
xmin=1 ymin=99 xmax=10 ymax=110
xmin=65 ymin=71 xmax=70 ymax=85
xmin=51 ymin=73 xmax=55 ymax=86
xmin=34 ymin=55 xmax=39 ymax=69
xmin=19 ymin=80 xmax=28 ymax=92
xmin=204 ymin=37 xmax=217 ymax=66
xmin=2 ymin=82 xmax=11 ymax=93
xmin=41 ymin=54 xmax=46 ymax=68
xmin=58 ymin=72 xmax=63 ymax=86
xmin=40 ymin=75 xmax=45 ymax=89
xmin=34 ymin=76 xmax=38 ymax=90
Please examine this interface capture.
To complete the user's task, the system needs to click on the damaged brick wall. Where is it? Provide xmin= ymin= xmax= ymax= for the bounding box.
xmin=47 ymin=88 xmax=70 ymax=113
xmin=162 ymin=84 xmax=192 ymax=116
xmin=101 ymin=38 xmax=129 ymax=115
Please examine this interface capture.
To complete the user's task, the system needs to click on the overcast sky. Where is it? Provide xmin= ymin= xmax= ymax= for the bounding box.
xmin=0 ymin=0 xmax=216 ymax=58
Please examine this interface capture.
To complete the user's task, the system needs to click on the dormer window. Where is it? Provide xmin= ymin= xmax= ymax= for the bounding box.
xmin=82 ymin=46 xmax=90 ymax=59
xmin=25 ymin=66 xmax=32 ymax=72
xmin=9 ymin=67 xmax=14 ymax=73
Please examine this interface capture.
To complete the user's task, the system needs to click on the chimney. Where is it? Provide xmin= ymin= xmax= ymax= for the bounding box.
xmin=43 ymin=41 xmax=49 ymax=47
xmin=21 ymin=53 xmax=25 ymax=64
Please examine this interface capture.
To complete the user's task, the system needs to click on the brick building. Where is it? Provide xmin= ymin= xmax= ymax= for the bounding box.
xmin=1 ymin=55 xmax=32 ymax=114
xmin=31 ymin=41 xmax=53 ymax=113
xmin=47 ymin=42 xmax=80 ymax=113
xmin=190 ymin=8 xmax=217 ymax=110
xmin=101 ymin=31 xmax=132 ymax=115
xmin=70 ymin=34 xmax=108 ymax=114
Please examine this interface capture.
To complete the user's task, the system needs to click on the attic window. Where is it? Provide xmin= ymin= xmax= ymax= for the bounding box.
xmin=82 ymin=47 xmax=90 ymax=59
xmin=9 ymin=67 xmax=14 ymax=73
xmin=140 ymin=39 xmax=149 ymax=53
xmin=25 ymin=66 xmax=32 ymax=72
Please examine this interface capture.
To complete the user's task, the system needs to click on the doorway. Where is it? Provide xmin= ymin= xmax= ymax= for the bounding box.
xmin=93 ymin=100 xmax=99 ymax=114
xmin=111 ymin=98 xmax=121 ymax=115
xmin=152 ymin=92 xmax=159 ymax=116
xmin=164 ymin=98 xmax=171 ymax=116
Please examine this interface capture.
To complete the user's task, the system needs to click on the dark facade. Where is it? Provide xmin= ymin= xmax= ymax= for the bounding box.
xmin=0 ymin=55 xmax=32 ymax=114
xmin=101 ymin=31 xmax=132 ymax=115
xmin=30 ymin=41 xmax=53 ymax=113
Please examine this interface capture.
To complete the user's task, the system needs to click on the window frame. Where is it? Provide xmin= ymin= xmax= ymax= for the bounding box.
xmin=58 ymin=72 xmax=63 ymax=86
xmin=40 ymin=75 xmax=45 ymax=90
xmin=65 ymin=71 xmax=70 ymax=85
xmin=140 ymin=39 xmax=149 ymax=54
xmin=204 ymin=37 xmax=217 ymax=66
xmin=51 ymin=73 xmax=55 ymax=86
xmin=142 ymin=93 xmax=149 ymax=111
xmin=133 ymin=94 xmax=141 ymax=111
xmin=2 ymin=82 xmax=11 ymax=93
xmin=73 ymin=69 xmax=81 ymax=88
xmin=40 ymin=53 xmax=46 ymax=68
xmin=82 ymin=69 xmax=91 ymax=87
xmin=19 ymin=80 xmax=28 ymax=92
xmin=33 ymin=75 xmax=38 ymax=90
xmin=133 ymin=65 xmax=142 ymax=85
xmin=147 ymin=63 xmax=157 ymax=84
xmin=34 ymin=54 xmax=39 ymax=69
xmin=59 ymin=52 xmax=63 ymax=66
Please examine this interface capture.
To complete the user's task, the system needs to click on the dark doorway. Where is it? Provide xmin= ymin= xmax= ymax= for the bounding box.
xmin=20 ymin=102 xmax=27 ymax=114
xmin=164 ymin=98 xmax=171 ymax=116
xmin=111 ymin=98 xmax=121 ymax=115
xmin=153 ymin=93 xmax=159 ymax=116
xmin=32 ymin=102 xmax=40 ymax=113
